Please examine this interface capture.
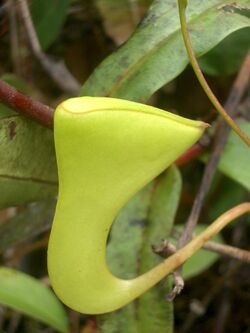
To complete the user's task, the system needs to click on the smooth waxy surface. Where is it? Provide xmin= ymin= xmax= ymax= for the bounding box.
xmin=48 ymin=97 xmax=206 ymax=314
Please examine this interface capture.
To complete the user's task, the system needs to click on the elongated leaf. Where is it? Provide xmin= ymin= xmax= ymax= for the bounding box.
xmin=207 ymin=174 xmax=247 ymax=223
xmin=170 ymin=225 xmax=223 ymax=279
xmin=0 ymin=267 xmax=68 ymax=332
xmin=100 ymin=183 xmax=153 ymax=333
xmin=217 ymin=122 xmax=250 ymax=191
xmin=81 ymin=0 xmax=250 ymax=101
xmin=31 ymin=0 xmax=70 ymax=50
xmin=0 ymin=200 xmax=55 ymax=253
xmin=0 ymin=114 xmax=57 ymax=209
xmin=199 ymin=27 xmax=250 ymax=76
xmin=100 ymin=166 xmax=181 ymax=333
xmin=137 ymin=166 xmax=181 ymax=333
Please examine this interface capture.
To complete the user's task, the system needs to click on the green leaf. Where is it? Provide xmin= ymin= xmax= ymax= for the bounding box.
xmin=0 ymin=200 xmax=55 ymax=253
xmin=100 ymin=184 xmax=153 ymax=333
xmin=0 ymin=115 xmax=57 ymax=209
xmin=81 ymin=0 xmax=250 ymax=101
xmin=31 ymin=0 xmax=70 ymax=50
xmin=218 ymin=122 xmax=250 ymax=191
xmin=199 ymin=27 xmax=250 ymax=76
xmin=0 ymin=267 xmax=68 ymax=332
xmin=207 ymin=173 xmax=247 ymax=223
xmin=0 ymin=74 xmax=57 ymax=208
xmin=137 ymin=167 xmax=181 ymax=333
xmin=170 ymin=225 xmax=223 ymax=279
xmin=100 ymin=166 xmax=181 ymax=333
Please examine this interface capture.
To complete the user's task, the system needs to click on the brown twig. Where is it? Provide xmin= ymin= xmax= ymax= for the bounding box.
xmin=166 ymin=271 xmax=184 ymax=301
xmin=172 ymin=226 xmax=250 ymax=263
xmin=203 ymin=242 xmax=250 ymax=262
xmin=153 ymin=238 xmax=250 ymax=263
xmin=0 ymin=79 xmax=54 ymax=127
xmin=17 ymin=0 xmax=80 ymax=95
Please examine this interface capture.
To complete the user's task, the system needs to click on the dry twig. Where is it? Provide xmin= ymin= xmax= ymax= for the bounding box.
xmin=153 ymin=238 xmax=250 ymax=264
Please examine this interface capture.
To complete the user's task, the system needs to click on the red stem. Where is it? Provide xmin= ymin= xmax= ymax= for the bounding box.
xmin=0 ymin=79 xmax=54 ymax=128
xmin=175 ymin=142 xmax=204 ymax=166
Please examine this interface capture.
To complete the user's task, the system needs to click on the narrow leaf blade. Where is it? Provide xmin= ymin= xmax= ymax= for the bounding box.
xmin=81 ymin=0 xmax=250 ymax=101
xmin=218 ymin=122 xmax=250 ymax=191
xmin=138 ymin=166 xmax=182 ymax=333
xmin=0 ymin=267 xmax=68 ymax=332
xmin=199 ymin=27 xmax=250 ymax=76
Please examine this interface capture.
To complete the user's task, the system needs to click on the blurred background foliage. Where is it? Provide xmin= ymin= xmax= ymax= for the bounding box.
xmin=0 ymin=0 xmax=249 ymax=332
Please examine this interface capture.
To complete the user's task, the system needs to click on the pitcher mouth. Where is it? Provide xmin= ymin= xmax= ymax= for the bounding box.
xmin=59 ymin=96 xmax=209 ymax=130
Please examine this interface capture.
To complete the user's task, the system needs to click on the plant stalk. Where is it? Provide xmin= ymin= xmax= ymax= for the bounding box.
xmin=177 ymin=0 xmax=250 ymax=147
